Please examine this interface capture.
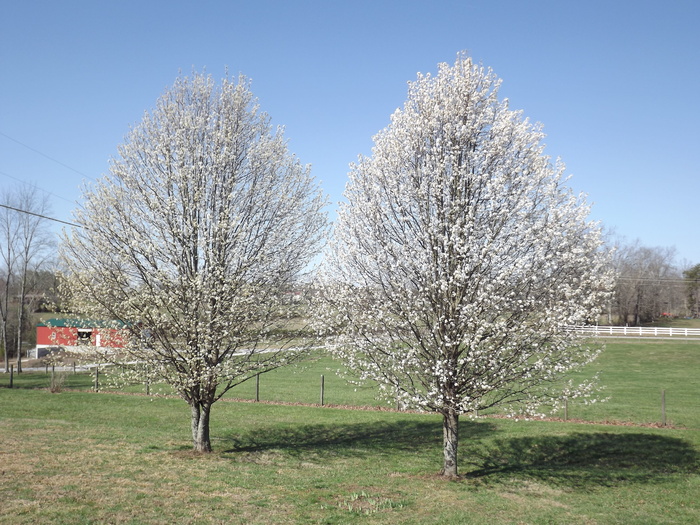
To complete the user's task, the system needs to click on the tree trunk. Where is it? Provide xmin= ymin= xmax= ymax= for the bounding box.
xmin=634 ymin=288 xmax=642 ymax=326
xmin=16 ymin=301 xmax=24 ymax=373
xmin=15 ymin=264 xmax=29 ymax=374
xmin=441 ymin=409 xmax=459 ymax=477
xmin=1 ymin=289 xmax=10 ymax=374
xmin=190 ymin=402 xmax=212 ymax=453
xmin=2 ymin=331 xmax=8 ymax=374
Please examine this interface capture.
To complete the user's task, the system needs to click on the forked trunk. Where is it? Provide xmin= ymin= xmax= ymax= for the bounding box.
xmin=190 ymin=402 xmax=212 ymax=453
xmin=441 ymin=409 xmax=459 ymax=478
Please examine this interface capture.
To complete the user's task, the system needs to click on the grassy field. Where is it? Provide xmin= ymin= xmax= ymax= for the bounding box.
xmin=565 ymin=339 xmax=700 ymax=428
xmin=1 ymin=338 xmax=699 ymax=523
xmin=125 ymin=339 xmax=700 ymax=428
xmin=6 ymin=338 xmax=700 ymax=427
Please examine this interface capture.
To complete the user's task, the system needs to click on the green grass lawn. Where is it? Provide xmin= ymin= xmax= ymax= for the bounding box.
xmin=159 ymin=338 xmax=700 ymax=429
xmin=6 ymin=338 xmax=700 ymax=427
xmin=0 ymin=388 xmax=698 ymax=524
xmin=1 ymin=337 xmax=699 ymax=523
xmin=565 ymin=339 xmax=700 ymax=428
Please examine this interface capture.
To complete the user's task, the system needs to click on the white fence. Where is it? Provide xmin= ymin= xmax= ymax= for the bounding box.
xmin=569 ymin=325 xmax=700 ymax=338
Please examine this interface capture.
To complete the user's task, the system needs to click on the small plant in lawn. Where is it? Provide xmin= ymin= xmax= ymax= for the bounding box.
xmin=48 ymin=371 xmax=66 ymax=393
xmin=332 ymin=491 xmax=406 ymax=515
xmin=43 ymin=352 xmax=69 ymax=393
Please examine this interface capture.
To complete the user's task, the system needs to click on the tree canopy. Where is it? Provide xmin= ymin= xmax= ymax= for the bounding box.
xmin=318 ymin=53 xmax=613 ymax=477
xmin=60 ymin=72 xmax=327 ymax=452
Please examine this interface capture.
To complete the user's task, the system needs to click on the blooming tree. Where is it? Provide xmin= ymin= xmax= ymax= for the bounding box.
xmin=60 ymin=72 xmax=327 ymax=452
xmin=319 ymin=54 xmax=613 ymax=477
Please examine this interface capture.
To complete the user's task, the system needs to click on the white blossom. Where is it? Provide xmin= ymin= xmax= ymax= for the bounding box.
xmin=317 ymin=53 xmax=613 ymax=477
xmin=60 ymin=72 xmax=328 ymax=452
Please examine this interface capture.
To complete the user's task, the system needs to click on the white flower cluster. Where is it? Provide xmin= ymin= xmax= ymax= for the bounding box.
xmin=60 ymin=72 xmax=328 ymax=446
xmin=318 ymin=53 xmax=614 ymax=420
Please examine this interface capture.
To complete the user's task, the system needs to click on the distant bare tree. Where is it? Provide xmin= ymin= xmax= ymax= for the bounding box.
xmin=612 ymin=241 xmax=679 ymax=325
xmin=683 ymin=263 xmax=700 ymax=318
xmin=0 ymin=184 xmax=54 ymax=371
xmin=13 ymin=185 xmax=54 ymax=371
xmin=0 ymin=193 xmax=17 ymax=372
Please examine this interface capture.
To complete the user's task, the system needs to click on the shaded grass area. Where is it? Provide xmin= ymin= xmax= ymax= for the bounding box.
xmin=1 ymin=389 xmax=699 ymax=524
xmin=466 ymin=431 xmax=698 ymax=486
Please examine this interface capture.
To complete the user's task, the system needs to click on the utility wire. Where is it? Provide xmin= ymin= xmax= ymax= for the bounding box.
xmin=0 ymin=130 xmax=97 ymax=182
xmin=0 ymin=170 xmax=77 ymax=206
xmin=0 ymin=203 xmax=81 ymax=228
xmin=0 ymin=131 xmax=90 ymax=229
xmin=616 ymin=277 xmax=694 ymax=284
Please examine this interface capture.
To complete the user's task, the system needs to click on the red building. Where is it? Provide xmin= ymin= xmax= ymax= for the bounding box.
xmin=36 ymin=318 xmax=129 ymax=352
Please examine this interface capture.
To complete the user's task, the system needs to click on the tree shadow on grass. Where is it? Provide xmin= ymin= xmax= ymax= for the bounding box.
xmin=222 ymin=419 xmax=699 ymax=488
xmin=222 ymin=419 xmax=497 ymax=459
xmin=466 ymin=432 xmax=700 ymax=488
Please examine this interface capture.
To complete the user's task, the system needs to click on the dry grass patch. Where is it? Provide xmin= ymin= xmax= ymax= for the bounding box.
xmin=0 ymin=422 xmax=293 ymax=524
xmin=498 ymin=480 xmax=569 ymax=509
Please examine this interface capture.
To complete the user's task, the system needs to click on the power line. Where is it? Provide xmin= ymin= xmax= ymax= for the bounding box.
xmin=0 ymin=130 xmax=96 ymax=181
xmin=0 ymin=203 xmax=81 ymax=228
xmin=0 ymin=170 xmax=77 ymax=206
xmin=0 ymin=131 xmax=90 ymax=229
xmin=616 ymin=277 xmax=694 ymax=285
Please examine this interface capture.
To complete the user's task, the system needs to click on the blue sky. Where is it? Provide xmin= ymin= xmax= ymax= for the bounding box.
xmin=1 ymin=0 xmax=698 ymax=264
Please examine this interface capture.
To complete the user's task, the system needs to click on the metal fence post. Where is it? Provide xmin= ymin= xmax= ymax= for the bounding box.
xmin=320 ymin=374 xmax=325 ymax=406
xmin=661 ymin=389 xmax=666 ymax=426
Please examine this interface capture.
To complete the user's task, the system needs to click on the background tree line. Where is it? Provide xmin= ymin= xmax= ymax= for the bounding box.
xmin=609 ymin=238 xmax=699 ymax=325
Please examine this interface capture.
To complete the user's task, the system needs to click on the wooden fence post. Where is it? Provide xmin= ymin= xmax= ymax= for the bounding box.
xmin=9 ymin=364 xmax=13 ymax=388
xmin=255 ymin=373 xmax=260 ymax=402
xmin=94 ymin=366 xmax=99 ymax=393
